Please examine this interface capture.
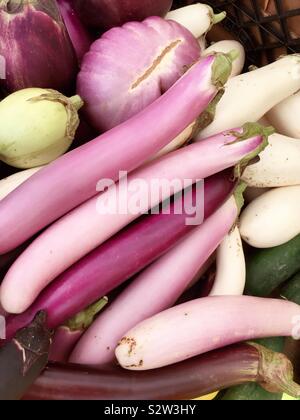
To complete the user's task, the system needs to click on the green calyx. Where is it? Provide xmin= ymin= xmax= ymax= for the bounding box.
xmin=234 ymin=181 xmax=247 ymax=215
xmin=69 ymin=95 xmax=84 ymax=112
xmin=207 ymin=6 xmax=226 ymax=29
xmin=232 ymin=122 xmax=274 ymax=179
xmin=66 ymin=297 xmax=108 ymax=332
xmin=212 ymin=11 xmax=227 ymax=25
xmin=250 ymin=342 xmax=300 ymax=399
xmin=196 ymin=90 xmax=224 ymax=132
xmin=211 ymin=50 xmax=239 ymax=89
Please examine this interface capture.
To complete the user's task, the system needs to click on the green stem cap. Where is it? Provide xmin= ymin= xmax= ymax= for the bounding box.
xmin=212 ymin=11 xmax=227 ymax=25
xmin=66 ymin=297 xmax=108 ymax=332
xmin=231 ymin=122 xmax=274 ymax=178
xmin=211 ymin=50 xmax=239 ymax=88
xmin=251 ymin=342 xmax=300 ymax=399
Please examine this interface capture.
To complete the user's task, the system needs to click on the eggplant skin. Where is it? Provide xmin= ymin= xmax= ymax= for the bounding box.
xmin=0 ymin=312 xmax=52 ymax=401
xmin=0 ymin=1 xmax=78 ymax=94
xmin=24 ymin=344 xmax=261 ymax=400
xmin=73 ymin=0 xmax=173 ymax=30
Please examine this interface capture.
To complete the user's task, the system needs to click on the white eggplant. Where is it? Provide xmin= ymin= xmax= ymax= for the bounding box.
xmin=197 ymin=55 xmax=300 ymax=140
xmin=210 ymin=226 xmax=246 ymax=296
xmin=166 ymin=3 xmax=226 ymax=39
xmin=204 ymin=40 xmax=245 ymax=77
xmin=0 ymin=167 xmax=42 ymax=201
xmin=240 ymin=186 xmax=300 ymax=248
xmin=242 ymin=132 xmax=300 ymax=187
xmin=267 ymin=91 xmax=300 ymax=138
xmin=153 ymin=121 xmax=196 ymax=160
xmin=0 ymin=88 xmax=83 ymax=169
xmin=198 ymin=36 xmax=207 ymax=51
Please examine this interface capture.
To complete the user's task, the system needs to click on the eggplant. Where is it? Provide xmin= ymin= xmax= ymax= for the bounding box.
xmin=25 ymin=343 xmax=300 ymax=400
xmin=0 ymin=0 xmax=78 ymax=93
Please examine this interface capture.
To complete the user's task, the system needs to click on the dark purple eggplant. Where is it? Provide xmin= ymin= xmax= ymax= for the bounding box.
xmin=0 ymin=0 xmax=78 ymax=93
xmin=73 ymin=0 xmax=172 ymax=31
xmin=24 ymin=343 xmax=300 ymax=400
xmin=0 ymin=312 xmax=52 ymax=400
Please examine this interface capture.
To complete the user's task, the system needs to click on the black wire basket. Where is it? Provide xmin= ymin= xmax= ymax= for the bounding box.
xmin=174 ymin=0 xmax=300 ymax=65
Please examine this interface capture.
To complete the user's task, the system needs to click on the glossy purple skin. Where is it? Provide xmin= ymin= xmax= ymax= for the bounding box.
xmin=73 ymin=0 xmax=173 ymax=30
xmin=0 ymin=0 xmax=78 ymax=93
xmin=3 ymin=170 xmax=235 ymax=340
xmin=57 ymin=0 xmax=92 ymax=62
xmin=78 ymin=17 xmax=201 ymax=131
xmin=24 ymin=344 xmax=262 ymax=400
xmin=49 ymin=327 xmax=83 ymax=363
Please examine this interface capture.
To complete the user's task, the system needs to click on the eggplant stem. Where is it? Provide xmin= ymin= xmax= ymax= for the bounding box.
xmin=252 ymin=342 xmax=300 ymax=398
xmin=212 ymin=11 xmax=227 ymax=25
xmin=231 ymin=122 xmax=273 ymax=178
xmin=234 ymin=181 xmax=247 ymax=214
xmin=70 ymin=95 xmax=84 ymax=111
xmin=66 ymin=297 xmax=108 ymax=332
xmin=227 ymin=49 xmax=240 ymax=63
xmin=211 ymin=52 xmax=235 ymax=88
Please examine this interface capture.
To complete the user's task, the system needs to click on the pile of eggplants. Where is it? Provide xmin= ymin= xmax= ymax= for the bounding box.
xmin=0 ymin=0 xmax=300 ymax=402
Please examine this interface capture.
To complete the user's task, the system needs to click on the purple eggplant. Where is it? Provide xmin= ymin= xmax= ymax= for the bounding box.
xmin=24 ymin=343 xmax=300 ymax=400
xmin=0 ymin=0 xmax=78 ymax=93
xmin=4 ymin=170 xmax=235 ymax=340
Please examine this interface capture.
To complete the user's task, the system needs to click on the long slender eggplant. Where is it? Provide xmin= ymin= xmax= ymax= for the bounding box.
xmin=0 ymin=53 xmax=232 ymax=255
xmin=70 ymin=193 xmax=242 ymax=366
xmin=24 ymin=343 xmax=300 ymax=400
xmin=1 ymin=123 xmax=269 ymax=314
xmin=116 ymin=296 xmax=300 ymax=371
xmin=3 ymin=171 xmax=235 ymax=341
xmin=0 ymin=312 xmax=52 ymax=401
xmin=210 ymin=226 xmax=246 ymax=296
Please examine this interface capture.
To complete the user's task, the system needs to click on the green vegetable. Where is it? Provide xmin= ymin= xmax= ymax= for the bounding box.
xmin=221 ymin=337 xmax=285 ymax=400
xmin=0 ymin=88 xmax=83 ymax=169
xmin=245 ymin=235 xmax=300 ymax=297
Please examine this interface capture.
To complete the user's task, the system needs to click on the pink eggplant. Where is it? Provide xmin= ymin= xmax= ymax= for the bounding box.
xmin=0 ymin=123 xmax=269 ymax=314
xmin=3 ymin=170 xmax=235 ymax=340
xmin=70 ymin=193 xmax=243 ymax=365
xmin=116 ymin=296 xmax=300 ymax=370
xmin=0 ymin=53 xmax=232 ymax=255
